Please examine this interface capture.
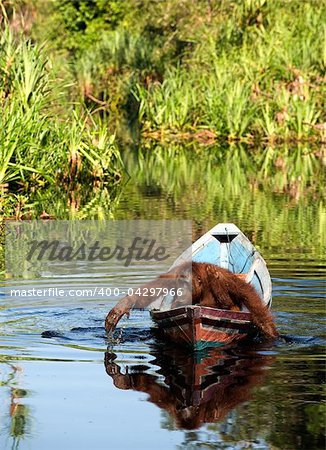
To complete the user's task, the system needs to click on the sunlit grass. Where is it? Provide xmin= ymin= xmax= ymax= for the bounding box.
xmin=0 ymin=25 xmax=122 ymax=218
xmin=5 ymin=0 xmax=325 ymax=142
xmin=128 ymin=0 xmax=325 ymax=141
xmin=1 ymin=0 xmax=325 ymax=219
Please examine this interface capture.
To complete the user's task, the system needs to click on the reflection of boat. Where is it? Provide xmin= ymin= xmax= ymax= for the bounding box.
xmin=104 ymin=343 xmax=274 ymax=430
xmin=151 ymin=223 xmax=272 ymax=349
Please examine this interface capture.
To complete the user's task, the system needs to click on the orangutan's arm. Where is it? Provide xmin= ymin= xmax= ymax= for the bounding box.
xmin=105 ymin=270 xmax=180 ymax=332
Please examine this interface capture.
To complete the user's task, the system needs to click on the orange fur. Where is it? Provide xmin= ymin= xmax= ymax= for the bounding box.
xmin=105 ymin=262 xmax=278 ymax=339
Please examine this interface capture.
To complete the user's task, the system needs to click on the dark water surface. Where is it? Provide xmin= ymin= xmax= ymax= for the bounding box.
xmin=1 ymin=146 xmax=325 ymax=449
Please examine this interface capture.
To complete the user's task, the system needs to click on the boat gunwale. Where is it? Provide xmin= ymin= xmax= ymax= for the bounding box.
xmin=150 ymin=305 xmax=252 ymax=324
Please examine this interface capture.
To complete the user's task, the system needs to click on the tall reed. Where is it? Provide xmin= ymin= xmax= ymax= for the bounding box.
xmin=0 ymin=24 xmax=122 ymax=217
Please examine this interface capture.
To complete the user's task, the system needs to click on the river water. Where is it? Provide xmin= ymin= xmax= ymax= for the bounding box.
xmin=1 ymin=145 xmax=325 ymax=449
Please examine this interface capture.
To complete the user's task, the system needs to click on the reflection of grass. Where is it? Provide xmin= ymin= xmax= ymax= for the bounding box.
xmin=125 ymin=143 xmax=325 ymax=199
xmin=1 ymin=182 xmax=124 ymax=220
xmin=204 ymin=351 xmax=325 ymax=449
xmin=1 ymin=141 xmax=325 ymax=262
xmin=119 ymin=143 xmax=325 ymax=256
xmin=0 ymin=361 xmax=30 ymax=448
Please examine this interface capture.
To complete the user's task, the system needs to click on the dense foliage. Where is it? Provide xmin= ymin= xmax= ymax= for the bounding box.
xmin=27 ymin=0 xmax=326 ymax=142
xmin=0 ymin=0 xmax=325 ymax=218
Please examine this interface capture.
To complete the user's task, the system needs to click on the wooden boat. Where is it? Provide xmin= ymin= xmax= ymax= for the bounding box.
xmin=151 ymin=223 xmax=272 ymax=350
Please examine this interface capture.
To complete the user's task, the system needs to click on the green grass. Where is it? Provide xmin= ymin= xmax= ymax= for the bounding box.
xmin=131 ymin=0 xmax=325 ymax=142
xmin=0 ymin=24 xmax=122 ymax=218
xmin=4 ymin=0 xmax=325 ymax=143
xmin=1 ymin=0 xmax=325 ymax=218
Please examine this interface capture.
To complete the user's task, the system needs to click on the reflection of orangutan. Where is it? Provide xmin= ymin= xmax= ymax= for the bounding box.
xmin=105 ymin=262 xmax=278 ymax=339
xmin=104 ymin=349 xmax=274 ymax=430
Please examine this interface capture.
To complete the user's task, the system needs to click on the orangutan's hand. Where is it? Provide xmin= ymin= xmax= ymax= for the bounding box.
xmin=105 ymin=298 xmax=133 ymax=333
xmin=105 ymin=308 xmax=125 ymax=332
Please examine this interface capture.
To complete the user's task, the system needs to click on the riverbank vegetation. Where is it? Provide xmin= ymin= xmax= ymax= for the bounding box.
xmin=27 ymin=0 xmax=326 ymax=143
xmin=0 ymin=0 xmax=325 ymax=219
xmin=0 ymin=21 xmax=122 ymax=219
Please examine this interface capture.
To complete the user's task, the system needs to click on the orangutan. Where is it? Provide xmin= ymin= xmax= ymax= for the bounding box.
xmin=105 ymin=261 xmax=278 ymax=339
